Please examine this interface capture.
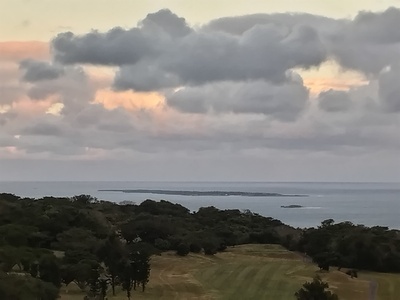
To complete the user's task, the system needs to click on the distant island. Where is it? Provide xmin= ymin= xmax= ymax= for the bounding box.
xmin=98 ymin=189 xmax=307 ymax=197
xmin=281 ymin=205 xmax=304 ymax=208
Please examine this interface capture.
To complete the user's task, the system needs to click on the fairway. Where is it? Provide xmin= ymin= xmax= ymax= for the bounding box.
xmin=60 ymin=244 xmax=400 ymax=300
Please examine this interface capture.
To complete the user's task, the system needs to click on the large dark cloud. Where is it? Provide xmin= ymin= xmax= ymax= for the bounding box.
xmin=209 ymin=8 xmax=400 ymax=76
xmin=52 ymin=9 xmax=327 ymax=90
xmin=51 ymin=9 xmax=190 ymax=66
xmin=52 ymin=29 xmax=153 ymax=66
xmin=328 ymin=8 xmax=400 ymax=75
xmin=113 ymin=24 xmax=326 ymax=90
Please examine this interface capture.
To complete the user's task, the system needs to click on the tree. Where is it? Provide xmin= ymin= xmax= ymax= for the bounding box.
xmin=87 ymin=266 xmax=101 ymax=299
xmin=119 ymin=251 xmax=151 ymax=298
xmin=54 ymin=227 xmax=99 ymax=252
xmin=295 ymin=276 xmax=339 ymax=300
xmin=63 ymin=249 xmax=97 ymax=265
xmin=176 ymin=243 xmax=190 ymax=256
xmin=203 ymin=241 xmax=218 ymax=255
xmin=154 ymin=238 xmax=171 ymax=251
xmin=0 ymin=224 xmax=38 ymax=247
xmin=120 ymin=260 xmax=135 ymax=300
xmin=320 ymin=219 xmax=335 ymax=228
xmin=39 ymin=254 xmax=62 ymax=288
xmin=189 ymin=242 xmax=202 ymax=253
xmin=60 ymin=264 xmax=75 ymax=288
xmin=0 ymin=246 xmax=21 ymax=272
xmin=0 ymin=271 xmax=59 ymax=300
xmin=96 ymin=234 xmax=126 ymax=296
xmin=75 ymin=259 xmax=102 ymax=291
xmin=71 ymin=194 xmax=98 ymax=205
xmin=99 ymin=278 xmax=109 ymax=300
xmin=133 ymin=252 xmax=151 ymax=292
xmin=313 ymin=252 xmax=333 ymax=271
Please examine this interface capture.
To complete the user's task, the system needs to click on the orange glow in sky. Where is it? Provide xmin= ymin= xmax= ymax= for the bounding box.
xmin=94 ymin=89 xmax=165 ymax=111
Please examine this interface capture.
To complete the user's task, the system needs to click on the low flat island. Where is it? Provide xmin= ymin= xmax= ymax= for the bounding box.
xmin=281 ymin=205 xmax=304 ymax=208
xmin=98 ymin=189 xmax=307 ymax=197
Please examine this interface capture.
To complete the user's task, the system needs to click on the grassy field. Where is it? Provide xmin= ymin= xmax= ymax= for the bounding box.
xmin=60 ymin=244 xmax=400 ymax=300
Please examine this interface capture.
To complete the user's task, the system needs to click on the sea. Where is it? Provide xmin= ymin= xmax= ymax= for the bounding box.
xmin=0 ymin=181 xmax=399 ymax=229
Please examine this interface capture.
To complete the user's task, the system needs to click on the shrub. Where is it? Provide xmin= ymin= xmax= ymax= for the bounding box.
xmin=176 ymin=243 xmax=190 ymax=256
xmin=218 ymin=243 xmax=227 ymax=252
xmin=189 ymin=242 xmax=202 ymax=253
xmin=154 ymin=238 xmax=171 ymax=251
xmin=295 ymin=276 xmax=339 ymax=300
xmin=203 ymin=241 xmax=218 ymax=255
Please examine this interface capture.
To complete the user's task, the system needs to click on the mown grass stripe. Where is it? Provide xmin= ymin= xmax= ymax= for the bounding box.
xmin=223 ymin=266 xmax=261 ymax=300
xmin=245 ymin=264 xmax=275 ymax=299
xmin=259 ymin=261 xmax=297 ymax=300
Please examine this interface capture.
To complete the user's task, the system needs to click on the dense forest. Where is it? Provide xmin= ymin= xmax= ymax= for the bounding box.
xmin=0 ymin=193 xmax=399 ymax=299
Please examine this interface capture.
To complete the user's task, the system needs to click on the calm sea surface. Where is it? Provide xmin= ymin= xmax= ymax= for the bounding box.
xmin=0 ymin=181 xmax=399 ymax=229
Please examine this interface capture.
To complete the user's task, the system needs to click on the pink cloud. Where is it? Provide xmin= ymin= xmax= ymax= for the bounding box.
xmin=0 ymin=41 xmax=49 ymax=62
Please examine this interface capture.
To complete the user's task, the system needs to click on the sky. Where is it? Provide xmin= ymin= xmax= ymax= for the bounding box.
xmin=1 ymin=1 xmax=400 ymax=181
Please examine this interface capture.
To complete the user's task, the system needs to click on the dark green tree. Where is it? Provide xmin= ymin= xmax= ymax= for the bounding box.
xmin=99 ymin=278 xmax=109 ymax=300
xmin=295 ymin=276 xmax=339 ymax=300
xmin=97 ymin=234 xmax=126 ymax=296
xmin=133 ymin=252 xmax=151 ymax=292
xmin=71 ymin=194 xmax=98 ymax=205
xmin=176 ymin=243 xmax=190 ymax=256
xmin=0 ymin=272 xmax=59 ymax=300
xmin=120 ymin=251 xmax=151 ymax=298
xmin=87 ymin=266 xmax=101 ymax=299
xmin=120 ymin=260 xmax=135 ymax=300
xmin=74 ymin=259 xmax=102 ymax=291
xmin=203 ymin=241 xmax=218 ymax=255
xmin=39 ymin=254 xmax=62 ymax=288
xmin=189 ymin=242 xmax=202 ymax=253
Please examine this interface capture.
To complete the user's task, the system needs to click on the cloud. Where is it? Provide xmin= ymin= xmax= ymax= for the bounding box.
xmin=205 ymin=12 xmax=340 ymax=36
xmin=24 ymin=65 xmax=93 ymax=117
xmin=114 ymin=61 xmax=180 ymax=91
xmin=52 ymin=9 xmax=327 ymax=90
xmin=328 ymin=7 xmax=400 ymax=75
xmin=1 ymin=8 xmax=400 ymax=181
xmin=52 ymin=9 xmax=192 ymax=66
xmin=167 ymin=77 xmax=309 ymax=121
xmin=318 ymin=89 xmax=352 ymax=112
xmin=207 ymin=8 xmax=400 ymax=76
xmin=22 ymin=119 xmax=65 ymax=136
xmin=20 ymin=59 xmax=64 ymax=82
xmin=139 ymin=9 xmax=192 ymax=38
xmin=378 ymin=64 xmax=400 ymax=112
xmin=159 ymin=23 xmax=326 ymax=86
xmin=52 ymin=29 xmax=153 ymax=66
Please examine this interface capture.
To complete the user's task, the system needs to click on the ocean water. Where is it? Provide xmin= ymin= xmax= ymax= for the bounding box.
xmin=0 ymin=181 xmax=399 ymax=229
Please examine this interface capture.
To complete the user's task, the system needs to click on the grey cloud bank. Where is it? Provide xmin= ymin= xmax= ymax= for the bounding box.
xmin=1 ymin=8 xmax=400 ymax=181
